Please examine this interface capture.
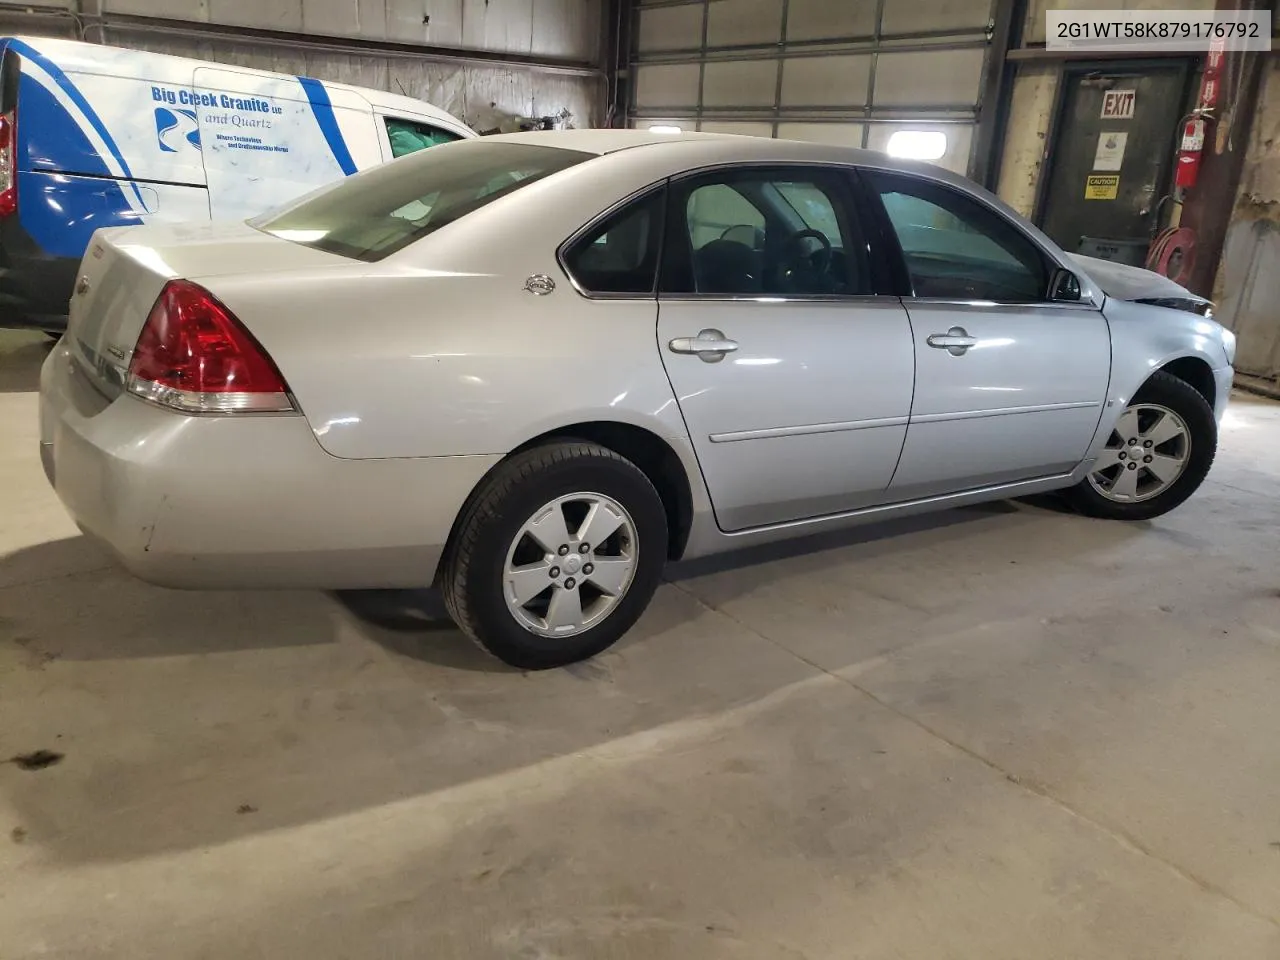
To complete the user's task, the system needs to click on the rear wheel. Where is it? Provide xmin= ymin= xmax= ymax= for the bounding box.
xmin=441 ymin=442 xmax=668 ymax=670
xmin=1065 ymin=371 xmax=1217 ymax=521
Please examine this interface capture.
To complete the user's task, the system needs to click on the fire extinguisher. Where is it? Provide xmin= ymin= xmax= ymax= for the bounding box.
xmin=1175 ymin=116 xmax=1206 ymax=192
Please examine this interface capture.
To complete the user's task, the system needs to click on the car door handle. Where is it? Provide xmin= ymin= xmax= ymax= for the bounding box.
xmin=927 ymin=327 xmax=979 ymax=356
xmin=669 ymin=329 xmax=739 ymax=363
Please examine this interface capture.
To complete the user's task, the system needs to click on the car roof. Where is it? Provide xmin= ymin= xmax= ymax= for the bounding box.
xmin=482 ymin=128 xmax=953 ymax=178
xmin=488 ymin=129 xmax=745 ymax=154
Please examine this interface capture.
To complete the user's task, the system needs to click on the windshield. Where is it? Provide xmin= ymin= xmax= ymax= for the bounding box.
xmin=253 ymin=141 xmax=593 ymax=262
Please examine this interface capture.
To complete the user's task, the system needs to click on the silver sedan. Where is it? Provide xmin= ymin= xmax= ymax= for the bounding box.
xmin=40 ymin=131 xmax=1236 ymax=668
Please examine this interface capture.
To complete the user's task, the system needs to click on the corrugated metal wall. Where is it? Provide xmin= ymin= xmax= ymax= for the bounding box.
xmin=0 ymin=0 xmax=602 ymax=132
xmin=629 ymin=0 xmax=999 ymax=176
xmin=97 ymin=0 xmax=597 ymax=58
xmin=1214 ymin=53 xmax=1280 ymax=385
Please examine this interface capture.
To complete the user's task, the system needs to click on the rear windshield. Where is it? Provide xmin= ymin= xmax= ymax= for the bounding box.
xmin=253 ymin=141 xmax=592 ymax=262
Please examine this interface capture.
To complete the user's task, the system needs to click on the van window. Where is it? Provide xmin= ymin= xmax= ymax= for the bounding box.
xmin=254 ymin=141 xmax=591 ymax=262
xmin=384 ymin=117 xmax=462 ymax=158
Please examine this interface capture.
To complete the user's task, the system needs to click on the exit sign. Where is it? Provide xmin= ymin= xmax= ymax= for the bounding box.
xmin=1101 ymin=90 xmax=1136 ymax=120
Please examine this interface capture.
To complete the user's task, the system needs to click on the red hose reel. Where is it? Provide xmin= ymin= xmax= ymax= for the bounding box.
xmin=1146 ymin=227 xmax=1198 ymax=286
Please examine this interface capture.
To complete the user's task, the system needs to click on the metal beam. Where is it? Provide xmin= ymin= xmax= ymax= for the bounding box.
xmin=603 ymin=0 xmax=636 ymax=125
xmin=1007 ymin=46 xmax=1191 ymax=63
xmin=971 ymin=0 xmax=1025 ymax=188
xmin=864 ymin=0 xmax=889 ymax=148
xmin=636 ymin=28 xmax=993 ymax=62
xmin=74 ymin=12 xmax=603 ymax=77
xmin=635 ymin=107 xmax=978 ymax=123
xmin=771 ymin=0 xmax=789 ymax=138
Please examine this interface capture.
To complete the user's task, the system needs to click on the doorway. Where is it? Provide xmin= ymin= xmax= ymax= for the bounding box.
xmin=1036 ymin=62 xmax=1193 ymax=266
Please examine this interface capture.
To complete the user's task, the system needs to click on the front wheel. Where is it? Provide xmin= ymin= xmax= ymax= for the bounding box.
xmin=1065 ymin=371 xmax=1217 ymax=521
xmin=440 ymin=442 xmax=668 ymax=670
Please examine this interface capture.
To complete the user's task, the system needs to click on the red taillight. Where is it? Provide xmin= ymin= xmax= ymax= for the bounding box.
xmin=0 ymin=110 xmax=16 ymax=219
xmin=126 ymin=280 xmax=295 ymax=414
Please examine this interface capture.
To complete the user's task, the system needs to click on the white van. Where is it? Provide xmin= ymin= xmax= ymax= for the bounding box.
xmin=0 ymin=34 xmax=476 ymax=330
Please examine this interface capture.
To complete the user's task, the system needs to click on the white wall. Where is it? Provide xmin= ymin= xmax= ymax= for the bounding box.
xmin=114 ymin=30 xmax=598 ymax=131
xmin=1 ymin=0 xmax=602 ymax=130
xmin=995 ymin=64 xmax=1057 ymax=217
xmin=95 ymin=0 xmax=599 ymax=60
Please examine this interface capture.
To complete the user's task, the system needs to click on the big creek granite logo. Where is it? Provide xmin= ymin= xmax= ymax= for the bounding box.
xmin=151 ymin=84 xmax=289 ymax=154
xmin=154 ymin=106 xmax=201 ymax=153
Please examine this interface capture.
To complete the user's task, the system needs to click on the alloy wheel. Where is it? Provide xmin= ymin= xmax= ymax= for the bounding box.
xmin=1087 ymin=403 xmax=1192 ymax=503
xmin=503 ymin=492 xmax=639 ymax=637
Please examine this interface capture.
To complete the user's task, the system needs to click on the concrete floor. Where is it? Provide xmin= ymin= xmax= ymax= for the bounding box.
xmin=1 ymin=328 xmax=1278 ymax=959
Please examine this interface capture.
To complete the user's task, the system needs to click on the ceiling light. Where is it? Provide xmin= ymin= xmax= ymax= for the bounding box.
xmin=886 ymin=130 xmax=947 ymax=161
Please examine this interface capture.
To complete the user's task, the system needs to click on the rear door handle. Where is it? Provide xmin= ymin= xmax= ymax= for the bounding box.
xmin=669 ymin=328 xmax=739 ymax=363
xmin=927 ymin=327 xmax=979 ymax=356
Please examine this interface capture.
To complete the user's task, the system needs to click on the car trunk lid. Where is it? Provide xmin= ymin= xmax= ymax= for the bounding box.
xmin=67 ymin=221 xmax=344 ymax=399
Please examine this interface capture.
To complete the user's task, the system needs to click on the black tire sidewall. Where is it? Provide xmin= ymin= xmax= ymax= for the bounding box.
xmin=461 ymin=453 xmax=668 ymax=670
xmin=1069 ymin=373 xmax=1217 ymax=521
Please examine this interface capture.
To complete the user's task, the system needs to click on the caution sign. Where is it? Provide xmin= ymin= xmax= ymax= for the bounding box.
xmin=1085 ymin=174 xmax=1120 ymax=200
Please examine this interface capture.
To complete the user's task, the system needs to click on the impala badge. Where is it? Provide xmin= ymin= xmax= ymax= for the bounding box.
xmin=524 ymin=274 xmax=556 ymax=296
xmin=75 ymin=276 xmax=91 ymax=296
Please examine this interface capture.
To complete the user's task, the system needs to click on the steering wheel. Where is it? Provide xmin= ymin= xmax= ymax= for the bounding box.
xmin=720 ymin=224 xmax=762 ymax=247
xmin=782 ymin=228 xmax=833 ymax=278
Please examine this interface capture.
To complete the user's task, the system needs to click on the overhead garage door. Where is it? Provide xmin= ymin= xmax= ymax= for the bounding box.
xmin=630 ymin=0 xmax=995 ymax=175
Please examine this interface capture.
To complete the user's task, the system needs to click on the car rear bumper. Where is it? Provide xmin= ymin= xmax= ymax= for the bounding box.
xmin=39 ymin=342 xmax=499 ymax=589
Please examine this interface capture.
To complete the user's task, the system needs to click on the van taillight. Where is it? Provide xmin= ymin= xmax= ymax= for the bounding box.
xmin=0 ymin=110 xmax=15 ymax=218
xmin=126 ymin=280 xmax=295 ymax=414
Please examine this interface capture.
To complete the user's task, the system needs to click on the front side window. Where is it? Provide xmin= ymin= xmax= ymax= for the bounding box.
xmin=562 ymin=190 xmax=664 ymax=295
xmin=383 ymin=117 xmax=463 ymax=158
xmin=254 ymin=142 xmax=591 ymax=262
xmin=664 ymin=169 xmax=869 ymax=297
xmin=867 ymin=172 xmax=1048 ymax=302
xmin=686 ymin=184 xmax=766 ymax=252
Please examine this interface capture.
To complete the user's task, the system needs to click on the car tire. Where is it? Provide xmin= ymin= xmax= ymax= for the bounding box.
xmin=1065 ymin=371 xmax=1217 ymax=522
xmin=440 ymin=441 xmax=668 ymax=670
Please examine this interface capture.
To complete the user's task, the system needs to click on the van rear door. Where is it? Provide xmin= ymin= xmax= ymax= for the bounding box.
xmin=192 ymin=68 xmax=379 ymax=221
xmin=0 ymin=36 xmax=210 ymax=326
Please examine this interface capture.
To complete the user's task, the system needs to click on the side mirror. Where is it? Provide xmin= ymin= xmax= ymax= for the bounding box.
xmin=1051 ymin=269 xmax=1083 ymax=302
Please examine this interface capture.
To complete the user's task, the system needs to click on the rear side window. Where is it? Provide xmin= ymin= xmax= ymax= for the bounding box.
xmin=562 ymin=190 xmax=665 ymax=296
xmin=384 ymin=117 xmax=462 ymax=158
xmin=254 ymin=141 xmax=591 ymax=262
